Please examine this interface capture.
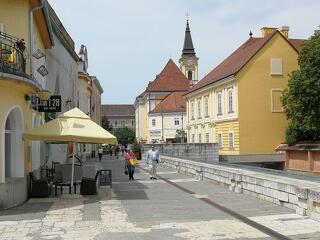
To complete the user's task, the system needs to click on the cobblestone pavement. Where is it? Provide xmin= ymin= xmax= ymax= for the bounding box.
xmin=1 ymin=156 xmax=320 ymax=240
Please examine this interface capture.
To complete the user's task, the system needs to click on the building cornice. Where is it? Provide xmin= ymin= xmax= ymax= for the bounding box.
xmin=186 ymin=75 xmax=235 ymax=98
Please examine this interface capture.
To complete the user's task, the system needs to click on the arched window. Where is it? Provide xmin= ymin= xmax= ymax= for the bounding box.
xmin=3 ymin=107 xmax=24 ymax=181
xmin=205 ymin=97 xmax=209 ymax=117
xmin=197 ymin=99 xmax=202 ymax=118
xmin=188 ymin=70 xmax=193 ymax=80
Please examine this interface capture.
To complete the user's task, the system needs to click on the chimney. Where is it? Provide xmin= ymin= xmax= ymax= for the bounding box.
xmin=280 ymin=26 xmax=289 ymax=38
xmin=260 ymin=27 xmax=278 ymax=37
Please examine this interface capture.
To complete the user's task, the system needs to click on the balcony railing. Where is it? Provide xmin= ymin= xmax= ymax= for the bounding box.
xmin=0 ymin=31 xmax=28 ymax=78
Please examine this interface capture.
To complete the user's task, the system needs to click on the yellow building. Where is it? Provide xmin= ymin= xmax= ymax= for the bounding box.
xmin=186 ymin=27 xmax=304 ymax=159
xmin=0 ymin=0 xmax=53 ymax=209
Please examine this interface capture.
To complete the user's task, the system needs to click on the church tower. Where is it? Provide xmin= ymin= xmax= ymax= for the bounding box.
xmin=179 ymin=19 xmax=199 ymax=85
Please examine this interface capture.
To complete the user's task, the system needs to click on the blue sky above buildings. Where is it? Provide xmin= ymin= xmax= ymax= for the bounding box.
xmin=49 ymin=0 xmax=320 ymax=104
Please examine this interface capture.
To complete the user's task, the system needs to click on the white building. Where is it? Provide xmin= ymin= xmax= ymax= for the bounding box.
xmin=134 ymin=20 xmax=198 ymax=143
xmin=148 ymin=92 xmax=187 ymax=143
xmin=45 ymin=3 xmax=79 ymax=166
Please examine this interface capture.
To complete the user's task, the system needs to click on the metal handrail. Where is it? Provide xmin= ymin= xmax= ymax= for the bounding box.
xmin=0 ymin=31 xmax=27 ymax=75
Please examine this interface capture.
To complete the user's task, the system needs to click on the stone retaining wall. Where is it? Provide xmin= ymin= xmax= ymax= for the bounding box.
xmin=142 ymin=143 xmax=219 ymax=162
xmin=159 ymin=156 xmax=320 ymax=222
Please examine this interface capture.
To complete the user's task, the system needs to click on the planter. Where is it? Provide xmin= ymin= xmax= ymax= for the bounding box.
xmin=277 ymin=142 xmax=320 ymax=174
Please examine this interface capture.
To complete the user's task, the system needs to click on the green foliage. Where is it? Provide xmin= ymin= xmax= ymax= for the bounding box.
xmin=175 ymin=129 xmax=187 ymax=143
xmin=281 ymin=29 xmax=320 ymax=144
xmin=285 ymin=122 xmax=302 ymax=145
xmin=101 ymin=116 xmax=113 ymax=132
xmin=132 ymin=141 xmax=142 ymax=154
xmin=113 ymin=127 xmax=136 ymax=145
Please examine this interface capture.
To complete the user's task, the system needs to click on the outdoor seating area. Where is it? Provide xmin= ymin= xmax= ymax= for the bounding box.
xmin=29 ymin=163 xmax=112 ymax=197
xmin=23 ymin=108 xmax=117 ymax=199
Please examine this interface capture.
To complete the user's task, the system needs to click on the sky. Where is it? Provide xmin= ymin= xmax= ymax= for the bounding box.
xmin=48 ymin=0 xmax=320 ymax=105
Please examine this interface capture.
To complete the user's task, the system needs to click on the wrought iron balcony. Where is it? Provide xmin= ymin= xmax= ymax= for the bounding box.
xmin=0 ymin=31 xmax=28 ymax=78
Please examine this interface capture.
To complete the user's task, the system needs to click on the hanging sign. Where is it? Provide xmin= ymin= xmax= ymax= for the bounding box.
xmin=38 ymin=95 xmax=61 ymax=112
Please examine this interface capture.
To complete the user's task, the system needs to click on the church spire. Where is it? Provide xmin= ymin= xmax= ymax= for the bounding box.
xmin=179 ymin=18 xmax=199 ymax=84
xmin=182 ymin=19 xmax=196 ymax=57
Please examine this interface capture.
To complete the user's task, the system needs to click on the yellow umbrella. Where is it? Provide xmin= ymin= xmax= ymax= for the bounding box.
xmin=24 ymin=108 xmax=117 ymax=186
xmin=23 ymin=108 xmax=117 ymax=144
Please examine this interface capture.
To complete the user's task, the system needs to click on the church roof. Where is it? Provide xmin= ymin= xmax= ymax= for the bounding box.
xmin=147 ymin=59 xmax=190 ymax=92
xmin=182 ymin=20 xmax=196 ymax=57
xmin=151 ymin=92 xmax=186 ymax=113
xmin=188 ymin=31 xmax=304 ymax=94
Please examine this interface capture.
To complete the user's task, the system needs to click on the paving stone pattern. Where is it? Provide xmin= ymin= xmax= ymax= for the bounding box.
xmin=0 ymin=156 xmax=320 ymax=240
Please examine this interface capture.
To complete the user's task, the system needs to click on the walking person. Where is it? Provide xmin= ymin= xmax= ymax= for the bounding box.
xmin=146 ymin=145 xmax=160 ymax=180
xmin=121 ymin=145 xmax=125 ymax=156
xmin=114 ymin=145 xmax=120 ymax=159
xmin=98 ymin=146 xmax=103 ymax=161
xmin=124 ymin=149 xmax=136 ymax=180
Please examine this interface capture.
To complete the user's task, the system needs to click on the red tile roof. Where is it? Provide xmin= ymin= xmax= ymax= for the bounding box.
xmin=147 ymin=59 xmax=190 ymax=92
xmin=188 ymin=31 xmax=304 ymax=94
xmin=151 ymin=92 xmax=187 ymax=113
xmin=288 ymin=38 xmax=306 ymax=52
xmin=101 ymin=105 xmax=135 ymax=117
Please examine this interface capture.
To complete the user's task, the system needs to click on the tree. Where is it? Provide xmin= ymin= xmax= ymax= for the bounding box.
xmin=281 ymin=28 xmax=320 ymax=144
xmin=101 ymin=116 xmax=113 ymax=132
xmin=113 ymin=127 xmax=136 ymax=145
xmin=175 ymin=129 xmax=187 ymax=143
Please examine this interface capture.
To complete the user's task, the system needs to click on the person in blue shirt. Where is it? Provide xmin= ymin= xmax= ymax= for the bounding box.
xmin=146 ymin=145 xmax=160 ymax=179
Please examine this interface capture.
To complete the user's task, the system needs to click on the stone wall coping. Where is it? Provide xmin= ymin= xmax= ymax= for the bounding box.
xmin=163 ymin=156 xmax=320 ymax=190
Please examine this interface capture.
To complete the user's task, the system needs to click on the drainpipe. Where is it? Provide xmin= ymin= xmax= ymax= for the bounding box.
xmin=29 ymin=0 xmax=45 ymax=80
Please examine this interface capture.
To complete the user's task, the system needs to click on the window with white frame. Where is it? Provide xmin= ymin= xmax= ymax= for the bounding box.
xmin=217 ymin=92 xmax=222 ymax=115
xmin=205 ymin=97 xmax=209 ymax=117
xmin=271 ymin=58 xmax=283 ymax=75
xmin=152 ymin=119 xmax=156 ymax=127
xmin=197 ymin=99 xmax=202 ymax=118
xmin=206 ymin=133 xmax=210 ymax=143
xmin=121 ymin=121 xmax=125 ymax=126
xmin=228 ymin=88 xmax=234 ymax=113
xmin=218 ymin=132 xmax=223 ymax=148
xmin=198 ymin=133 xmax=202 ymax=143
xmin=271 ymin=89 xmax=284 ymax=112
xmin=192 ymin=134 xmax=195 ymax=143
xmin=229 ymin=132 xmax=234 ymax=149
xmin=174 ymin=117 xmax=179 ymax=125
xmin=191 ymin=101 xmax=195 ymax=119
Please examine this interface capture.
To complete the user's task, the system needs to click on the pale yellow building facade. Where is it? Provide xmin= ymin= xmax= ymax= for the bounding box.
xmin=186 ymin=27 xmax=303 ymax=156
xmin=0 ymin=0 xmax=54 ymax=208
